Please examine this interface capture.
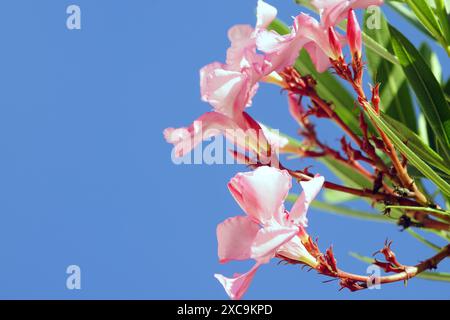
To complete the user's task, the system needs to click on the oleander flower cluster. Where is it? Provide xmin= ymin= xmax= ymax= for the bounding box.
xmin=164 ymin=0 xmax=450 ymax=299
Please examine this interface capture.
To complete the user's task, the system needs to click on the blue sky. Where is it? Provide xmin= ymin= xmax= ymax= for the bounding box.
xmin=0 ymin=0 xmax=448 ymax=299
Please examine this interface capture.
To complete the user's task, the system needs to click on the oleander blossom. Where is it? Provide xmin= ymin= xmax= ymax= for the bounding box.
xmin=312 ymin=0 xmax=384 ymax=28
xmin=164 ymin=0 xmax=280 ymax=159
xmin=215 ymin=166 xmax=324 ymax=300
xmin=256 ymin=0 xmax=383 ymax=72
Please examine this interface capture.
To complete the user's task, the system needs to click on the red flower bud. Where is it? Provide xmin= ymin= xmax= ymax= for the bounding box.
xmin=328 ymin=27 xmax=342 ymax=60
xmin=347 ymin=9 xmax=362 ymax=59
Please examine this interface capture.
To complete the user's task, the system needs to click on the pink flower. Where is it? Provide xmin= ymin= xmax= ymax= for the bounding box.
xmin=257 ymin=13 xmax=341 ymax=73
xmin=200 ymin=62 xmax=259 ymax=119
xmin=165 ymin=1 xmax=280 ymax=159
xmin=163 ymin=112 xmax=270 ymax=159
xmin=201 ymin=0 xmax=279 ymax=117
xmin=257 ymin=0 xmax=382 ymax=73
xmin=312 ymin=0 xmax=384 ymax=28
xmin=215 ymin=166 xmax=324 ymax=300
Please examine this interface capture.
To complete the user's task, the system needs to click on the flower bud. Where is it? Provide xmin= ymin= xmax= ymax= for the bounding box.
xmin=327 ymin=27 xmax=342 ymax=60
xmin=347 ymin=9 xmax=362 ymax=59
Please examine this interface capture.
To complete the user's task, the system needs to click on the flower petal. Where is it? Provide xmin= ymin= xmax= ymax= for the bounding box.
xmin=217 ymin=216 xmax=260 ymax=263
xmin=256 ymin=0 xmax=278 ymax=29
xmin=251 ymin=225 xmax=299 ymax=261
xmin=226 ymin=25 xmax=256 ymax=69
xmin=163 ymin=112 xmax=241 ymax=158
xmin=312 ymin=0 xmax=384 ymax=28
xmin=289 ymin=176 xmax=325 ymax=226
xmin=304 ymin=42 xmax=331 ymax=73
xmin=200 ymin=62 xmax=255 ymax=117
xmin=214 ymin=263 xmax=260 ymax=300
xmin=277 ymin=235 xmax=318 ymax=267
xmin=228 ymin=166 xmax=292 ymax=225
xmin=257 ymin=13 xmax=332 ymax=73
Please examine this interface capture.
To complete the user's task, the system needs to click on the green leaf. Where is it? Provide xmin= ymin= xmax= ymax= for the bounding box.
xmin=350 ymin=252 xmax=450 ymax=282
xmin=419 ymin=43 xmax=443 ymax=84
xmin=405 ymin=0 xmax=446 ymax=45
xmin=286 ymin=195 xmax=395 ymax=223
xmin=386 ymin=205 xmax=450 ymax=217
xmin=445 ymin=78 xmax=450 ymax=97
xmin=390 ymin=26 xmax=450 ymax=160
xmin=434 ymin=0 xmax=450 ymax=47
xmin=320 ymin=157 xmax=372 ymax=189
xmin=323 ymin=189 xmax=358 ymax=204
xmin=406 ymin=229 xmax=441 ymax=251
xmin=364 ymin=10 xmax=417 ymax=132
xmin=419 ymin=43 xmax=444 ymax=151
xmin=361 ymin=32 xmax=400 ymax=66
xmin=387 ymin=1 xmax=435 ymax=39
xmin=364 ymin=106 xmax=450 ymax=197
xmin=382 ymin=114 xmax=450 ymax=175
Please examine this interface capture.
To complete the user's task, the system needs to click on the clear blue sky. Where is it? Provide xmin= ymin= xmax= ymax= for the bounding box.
xmin=0 ymin=0 xmax=448 ymax=299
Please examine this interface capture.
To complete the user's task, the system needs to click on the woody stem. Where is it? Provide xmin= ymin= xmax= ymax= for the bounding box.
xmin=353 ymin=86 xmax=429 ymax=206
xmin=335 ymin=244 xmax=450 ymax=285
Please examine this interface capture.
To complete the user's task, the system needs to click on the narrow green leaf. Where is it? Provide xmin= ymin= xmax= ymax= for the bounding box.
xmin=361 ymin=32 xmax=400 ymax=66
xmin=381 ymin=114 xmax=450 ymax=175
xmin=364 ymin=11 xmax=417 ymax=132
xmin=286 ymin=195 xmax=395 ymax=223
xmin=320 ymin=157 xmax=372 ymax=189
xmin=390 ymin=26 xmax=450 ymax=160
xmin=445 ymin=78 xmax=450 ymax=95
xmin=419 ymin=43 xmax=443 ymax=151
xmin=364 ymin=106 xmax=450 ymax=197
xmin=323 ymin=189 xmax=358 ymax=204
xmin=434 ymin=0 xmax=450 ymax=46
xmin=350 ymin=252 xmax=450 ymax=282
xmin=386 ymin=205 xmax=450 ymax=217
xmin=387 ymin=1 xmax=435 ymax=39
xmin=419 ymin=43 xmax=443 ymax=84
xmin=406 ymin=229 xmax=441 ymax=251
xmin=405 ymin=0 xmax=445 ymax=44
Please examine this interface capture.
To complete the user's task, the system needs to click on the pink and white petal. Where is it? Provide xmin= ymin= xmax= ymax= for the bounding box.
xmin=295 ymin=14 xmax=332 ymax=56
xmin=228 ymin=166 xmax=292 ymax=225
xmin=258 ymin=13 xmax=331 ymax=73
xmin=311 ymin=0 xmax=341 ymax=11
xmin=304 ymin=42 xmax=331 ymax=73
xmin=256 ymin=29 xmax=290 ymax=54
xmin=351 ymin=0 xmax=384 ymax=11
xmin=200 ymin=62 xmax=248 ymax=117
xmin=217 ymin=216 xmax=260 ymax=263
xmin=313 ymin=0 xmax=384 ymax=27
xmin=277 ymin=235 xmax=318 ymax=266
xmin=163 ymin=112 xmax=241 ymax=158
xmin=289 ymin=176 xmax=325 ymax=226
xmin=259 ymin=123 xmax=289 ymax=150
xmin=256 ymin=0 xmax=278 ymax=29
xmin=214 ymin=263 xmax=260 ymax=300
xmin=226 ymin=25 xmax=256 ymax=69
xmin=251 ymin=225 xmax=299 ymax=261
